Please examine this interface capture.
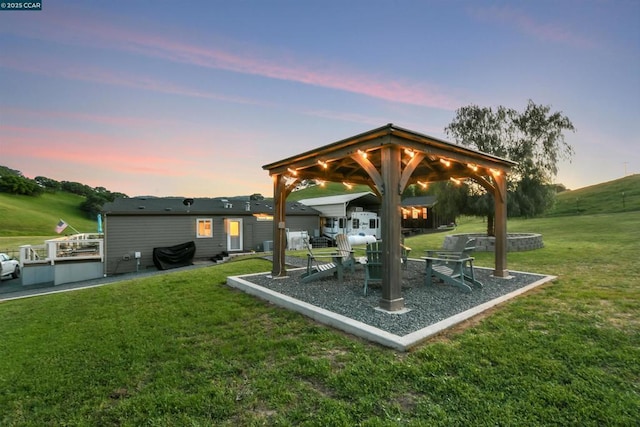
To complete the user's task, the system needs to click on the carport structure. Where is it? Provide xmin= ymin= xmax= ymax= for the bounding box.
xmin=263 ymin=124 xmax=517 ymax=311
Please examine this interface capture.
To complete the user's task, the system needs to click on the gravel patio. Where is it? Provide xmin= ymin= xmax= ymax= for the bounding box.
xmin=228 ymin=257 xmax=556 ymax=350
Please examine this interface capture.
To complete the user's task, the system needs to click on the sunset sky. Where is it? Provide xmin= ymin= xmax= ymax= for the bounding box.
xmin=1 ymin=1 xmax=638 ymax=198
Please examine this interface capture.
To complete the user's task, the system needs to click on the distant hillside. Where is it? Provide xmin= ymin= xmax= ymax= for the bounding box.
xmin=286 ymin=181 xmax=373 ymax=202
xmin=287 ymin=175 xmax=640 ymax=217
xmin=546 ymin=174 xmax=640 ymax=216
xmin=1 ymin=175 xmax=637 ymax=238
xmin=0 ymin=192 xmax=99 ymax=237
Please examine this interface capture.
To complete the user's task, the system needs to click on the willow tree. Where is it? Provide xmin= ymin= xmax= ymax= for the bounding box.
xmin=444 ymin=100 xmax=575 ymax=235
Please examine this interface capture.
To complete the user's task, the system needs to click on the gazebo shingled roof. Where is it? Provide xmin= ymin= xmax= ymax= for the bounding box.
xmin=263 ymin=123 xmax=517 ymax=311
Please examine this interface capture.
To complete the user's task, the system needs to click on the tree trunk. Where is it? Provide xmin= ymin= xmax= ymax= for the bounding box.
xmin=487 ymin=214 xmax=495 ymax=237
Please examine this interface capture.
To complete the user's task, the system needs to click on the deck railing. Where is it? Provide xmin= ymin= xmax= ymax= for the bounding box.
xmin=20 ymin=233 xmax=104 ymax=266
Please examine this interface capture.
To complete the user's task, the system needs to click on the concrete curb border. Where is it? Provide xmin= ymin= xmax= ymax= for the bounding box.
xmin=227 ymin=268 xmax=556 ymax=351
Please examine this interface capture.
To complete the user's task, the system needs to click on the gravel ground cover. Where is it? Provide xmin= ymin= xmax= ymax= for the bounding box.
xmin=247 ymin=258 xmax=550 ymax=336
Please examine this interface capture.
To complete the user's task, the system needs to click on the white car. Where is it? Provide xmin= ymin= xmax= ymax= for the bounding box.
xmin=0 ymin=253 xmax=20 ymax=280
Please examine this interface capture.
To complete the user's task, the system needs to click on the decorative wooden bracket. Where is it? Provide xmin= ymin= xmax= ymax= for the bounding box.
xmin=399 ymin=152 xmax=425 ymax=194
xmin=352 ymin=153 xmax=385 ymax=195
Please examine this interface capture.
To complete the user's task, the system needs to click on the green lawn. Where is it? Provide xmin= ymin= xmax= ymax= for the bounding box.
xmin=1 ymin=212 xmax=639 ymax=425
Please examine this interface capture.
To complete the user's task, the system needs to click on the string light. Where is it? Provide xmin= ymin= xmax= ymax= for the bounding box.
xmin=417 ymin=180 xmax=428 ymax=189
xmin=357 ymin=149 xmax=367 ymax=159
xmin=439 ymin=158 xmax=451 ymax=167
xmin=450 ymin=177 xmax=461 ymax=185
xmin=467 ymin=163 xmax=478 ymax=172
xmin=489 ymin=168 xmax=501 ymax=176
xmin=316 ymin=179 xmax=325 ymax=187
xmin=287 ymin=167 xmax=298 ymax=176
xmin=317 ymin=160 xmax=328 ymax=169
xmin=343 ymin=182 xmax=353 ymax=189
xmin=404 ymin=148 xmax=415 ymax=158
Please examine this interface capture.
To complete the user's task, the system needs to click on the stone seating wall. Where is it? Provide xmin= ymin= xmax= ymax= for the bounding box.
xmin=443 ymin=233 xmax=544 ymax=252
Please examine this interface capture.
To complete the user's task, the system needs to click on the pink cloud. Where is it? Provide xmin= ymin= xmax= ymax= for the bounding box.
xmin=470 ymin=6 xmax=598 ymax=49
xmin=0 ymin=123 xmax=265 ymax=182
xmin=0 ymin=121 xmax=272 ymax=197
xmin=0 ymin=125 xmax=192 ymax=176
xmin=0 ymin=55 xmax=269 ymax=106
xmin=1 ymin=7 xmax=462 ymax=110
xmin=0 ymin=107 xmax=177 ymax=128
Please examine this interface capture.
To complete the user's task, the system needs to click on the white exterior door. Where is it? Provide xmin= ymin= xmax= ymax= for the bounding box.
xmin=226 ymin=218 xmax=243 ymax=251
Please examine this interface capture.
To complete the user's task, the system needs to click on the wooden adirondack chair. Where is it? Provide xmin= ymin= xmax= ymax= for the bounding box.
xmin=363 ymin=240 xmax=382 ymax=295
xmin=425 ymin=236 xmax=472 ymax=258
xmin=335 ymin=234 xmax=356 ymax=274
xmin=301 ymin=234 xmax=354 ymax=283
xmin=401 ymin=235 xmax=412 ymax=269
xmin=422 ymin=238 xmax=483 ymax=293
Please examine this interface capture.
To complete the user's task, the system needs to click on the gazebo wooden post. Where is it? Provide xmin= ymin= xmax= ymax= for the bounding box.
xmin=271 ymin=174 xmax=288 ymax=277
xmin=379 ymin=145 xmax=404 ymax=311
xmin=493 ymin=173 xmax=509 ymax=277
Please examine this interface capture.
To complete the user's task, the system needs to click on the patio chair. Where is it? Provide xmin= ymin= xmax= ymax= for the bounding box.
xmin=301 ymin=234 xmax=354 ymax=283
xmin=335 ymin=234 xmax=356 ymax=274
xmin=401 ymin=236 xmax=412 ymax=269
xmin=425 ymin=236 xmax=472 ymax=258
xmin=363 ymin=239 xmax=413 ymax=295
xmin=422 ymin=238 xmax=483 ymax=293
xmin=363 ymin=240 xmax=382 ymax=295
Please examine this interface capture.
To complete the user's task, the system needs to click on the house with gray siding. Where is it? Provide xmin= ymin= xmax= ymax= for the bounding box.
xmin=102 ymin=197 xmax=320 ymax=275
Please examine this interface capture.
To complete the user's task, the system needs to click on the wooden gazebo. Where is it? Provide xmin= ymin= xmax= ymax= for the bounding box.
xmin=263 ymin=124 xmax=517 ymax=311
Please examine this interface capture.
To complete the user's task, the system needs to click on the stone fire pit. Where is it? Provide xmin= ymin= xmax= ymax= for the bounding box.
xmin=444 ymin=233 xmax=544 ymax=252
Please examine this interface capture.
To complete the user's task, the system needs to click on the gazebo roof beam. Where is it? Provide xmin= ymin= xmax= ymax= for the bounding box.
xmin=264 ymin=124 xmax=515 ymax=175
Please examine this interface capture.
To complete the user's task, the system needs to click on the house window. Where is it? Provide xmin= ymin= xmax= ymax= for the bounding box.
xmin=412 ymin=208 xmax=419 ymax=219
xmin=197 ymin=218 xmax=213 ymax=238
xmin=422 ymin=208 xmax=428 ymax=219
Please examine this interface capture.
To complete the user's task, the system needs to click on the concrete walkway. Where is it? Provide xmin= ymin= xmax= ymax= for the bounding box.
xmin=0 ymin=261 xmax=218 ymax=302
xmin=0 ymin=254 xmax=306 ymax=302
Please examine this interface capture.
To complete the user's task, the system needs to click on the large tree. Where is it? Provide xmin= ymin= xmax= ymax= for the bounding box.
xmin=0 ymin=169 xmax=43 ymax=196
xmin=443 ymin=100 xmax=575 ymax=234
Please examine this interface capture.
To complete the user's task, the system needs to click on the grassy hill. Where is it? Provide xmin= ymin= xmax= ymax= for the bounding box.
xmin=1 ymin=174 xmax=637 ymax=249
xmin=547 ymin=174 xmax=640 ymax=216
xmin=289 ymin=175 xmax=640 ymax=216
xmin=0 ymin=192 xmax=99 ymax=238
xmin=287 ymin=181 xmax=373 ymax=201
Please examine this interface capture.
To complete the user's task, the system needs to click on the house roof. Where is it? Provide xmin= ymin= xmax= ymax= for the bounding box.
xmin=401 ymin=195 xmax=437 ymax=207
xmin=103 ymin=197 xmax=320 ymax=216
